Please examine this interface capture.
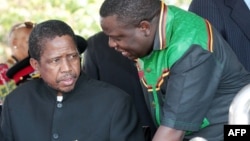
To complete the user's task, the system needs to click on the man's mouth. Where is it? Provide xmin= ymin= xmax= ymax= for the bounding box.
xmin=115 ymin=47 xmax=126 ymax=55
xmin=114 ymin=47 xmax=136 ymax=60
xmin=61 ymin=78 xmax=74 ymax=86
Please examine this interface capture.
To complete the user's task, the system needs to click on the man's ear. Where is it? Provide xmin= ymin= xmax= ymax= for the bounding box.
xmin=138 ymin=21 xmax=151 ymax=36
xmin=29 ymin=58 xmax=39 ymax=72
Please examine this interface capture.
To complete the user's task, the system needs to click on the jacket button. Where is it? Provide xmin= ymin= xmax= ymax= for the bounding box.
xmin=57 ymin=103 xmax=63 ymax=108
xmin=53 ymin=133 xmax=59 ymax=139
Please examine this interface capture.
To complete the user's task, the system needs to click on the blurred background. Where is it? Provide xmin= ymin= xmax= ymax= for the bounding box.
xmin=0 ymin=0 xmax=191 ymax=63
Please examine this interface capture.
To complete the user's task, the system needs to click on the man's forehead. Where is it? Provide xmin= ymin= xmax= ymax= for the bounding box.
xmin=43 ymin=35 xmax=74 ymax=47
xmin=41 ymin=37 xmax=76 ymax=54
xmin=101 ymin=19 xmax=131 ymax=37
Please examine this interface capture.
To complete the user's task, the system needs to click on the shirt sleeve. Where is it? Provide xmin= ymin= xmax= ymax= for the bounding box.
xmin=161 ymin=45 xmax=223 ymax=131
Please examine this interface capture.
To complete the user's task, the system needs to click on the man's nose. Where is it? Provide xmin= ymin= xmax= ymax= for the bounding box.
xmin=60 ymin=59 xmax=72 ymax=72
xmin=108 ymin=37 xmax=117 ymax=48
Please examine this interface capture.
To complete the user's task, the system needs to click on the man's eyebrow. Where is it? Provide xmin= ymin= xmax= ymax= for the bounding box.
xmin=109 ymin=34 xmax=124 ymax=38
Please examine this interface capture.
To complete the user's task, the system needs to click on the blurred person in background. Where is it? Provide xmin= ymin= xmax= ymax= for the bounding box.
xmin=189 ymin=0 xmax=250 ymax=71
xmin=6 ymin=21 xmax=35 ymax=66
xmin=0 ymin=21 xmax=35 ymax=115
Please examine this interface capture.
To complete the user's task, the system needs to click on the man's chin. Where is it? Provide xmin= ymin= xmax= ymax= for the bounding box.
xmin=121 ymin=54 xmax=137 ymax=60
xmin=59 ymin=85 xmax=75 ymax=93
xmin=128 ymin=56 xmax=138 ymax=60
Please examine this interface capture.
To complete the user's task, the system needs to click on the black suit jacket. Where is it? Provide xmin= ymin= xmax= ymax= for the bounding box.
xmin=1 ymin=74 xmax=145 ymax=141
xmin=84 ymin=32 xmax=156 ymax=139
xmin=189 ymin=0 xmax=250 ymax=71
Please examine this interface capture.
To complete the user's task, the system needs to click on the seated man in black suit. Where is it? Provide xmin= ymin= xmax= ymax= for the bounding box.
xmin=1 ymin=20 xmax=145 ymax=141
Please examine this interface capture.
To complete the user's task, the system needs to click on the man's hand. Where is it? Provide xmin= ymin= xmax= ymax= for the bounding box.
xmin=152 ymin=125 xmax=185 ymax=141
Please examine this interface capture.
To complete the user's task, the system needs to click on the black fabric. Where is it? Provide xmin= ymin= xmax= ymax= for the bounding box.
xmin=6 ymin=57 xmax=30 ymax=78
xmin=1 ymin=73 xmax=145 ymax=141
xmin=75 ymin=35 xmax=87 ymax=54
xmin=84 ymin=32 xmax=157 ymax=139
xmin=142 ymin=126 xmax=153 ymax=141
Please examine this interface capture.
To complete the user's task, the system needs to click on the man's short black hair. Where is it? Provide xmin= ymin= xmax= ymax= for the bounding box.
xmin=100 ymin=0 xmax=161 ymax=26
xmin=28 ymin=19 xmax=76 ymax=61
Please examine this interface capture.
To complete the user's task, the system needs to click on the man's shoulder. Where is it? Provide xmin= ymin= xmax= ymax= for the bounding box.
xmin=88 ymin=31 xmax=107 ymax=41
xmin=82 ymin=76 xmax=130 ymax=98
xmin=87 ymin=32 xmax=108 ymax=49
xmin=6 ymin=79 xmax=41 ymax=98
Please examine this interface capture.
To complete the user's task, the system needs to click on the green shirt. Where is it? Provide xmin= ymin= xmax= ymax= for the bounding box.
xmin=136 ymin=3 xmax=250 ymax=140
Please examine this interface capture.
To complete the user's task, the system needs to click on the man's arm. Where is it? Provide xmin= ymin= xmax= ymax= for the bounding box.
xmin=153 ymin=125 xmax=185 ymax=141
xmin=154 ymin=45 xmax=221 ymax=140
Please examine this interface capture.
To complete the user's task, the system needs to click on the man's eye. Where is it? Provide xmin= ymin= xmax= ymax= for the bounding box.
xmin=110 ymin=36 xmax=121 ymax=42
xmin=69 ymin=54 xmax=79 ymax=60
xmin=114 ymin=37 xmax=121 ymax=42
xmin=51 ymin=58 xmax=60 ymax=63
